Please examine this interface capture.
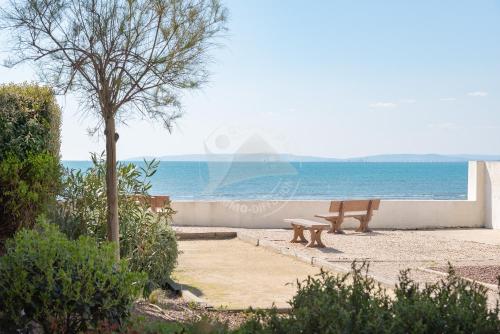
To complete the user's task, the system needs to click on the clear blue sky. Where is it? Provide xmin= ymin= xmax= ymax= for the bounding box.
xmin=1 ymin=0 xmax=499 ymax=160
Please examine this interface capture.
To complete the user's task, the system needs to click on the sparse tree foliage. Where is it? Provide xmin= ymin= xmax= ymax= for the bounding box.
xmin=1 ymin=0 xmax=227 ymax=258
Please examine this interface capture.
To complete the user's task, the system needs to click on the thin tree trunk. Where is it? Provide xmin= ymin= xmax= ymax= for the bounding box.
xmin=105 ymin=115 xmax=120 ymax=261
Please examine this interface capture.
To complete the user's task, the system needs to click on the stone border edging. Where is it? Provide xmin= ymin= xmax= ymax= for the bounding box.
xmin=176 ymin=231 xmax=237 ymax=240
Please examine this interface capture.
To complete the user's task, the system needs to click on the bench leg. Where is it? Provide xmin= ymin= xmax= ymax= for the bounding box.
xmin=333 ymin=218 xmax=345 ymax=234
xmin=306 ymin=228 xmax=326 ymax=248
xmin=355 ymin=218 xmax=373 ymax=233
xmin=326 ymin=218 xmax=335 ymax=233
xmin=326 ymin=218 xmax=344 ymax=234
xmin=291 ymin=225 xmax=307 ymax=243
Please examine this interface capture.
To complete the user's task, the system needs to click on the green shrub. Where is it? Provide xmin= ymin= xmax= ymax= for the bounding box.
xmin=114 ymin=316 xmax=229 ymax=334
xmin=0 ymin=223 xmax=146 ymax=333
xmin=0 ymin=83 xmax=60 ymax=160
xmin=238 ymin=262 xmax=500 ymax=334
xmin=239 ymin=262 xmax=391 ymax=334
xmin=0 ymin=153 xmax=60 ymax=234
xmin=389 ymin=266 xmax=500 ymax=333
xmin=0 ymin=83 xmax=61 ymax=247
xmin=55 ymin=153 xmax=178 ymax=288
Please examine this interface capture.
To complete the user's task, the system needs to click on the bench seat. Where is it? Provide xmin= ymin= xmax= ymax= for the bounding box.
xmin=315 ymin=212 xmax=368 ymax=218
xmin=284 ymin=218 xmax=330 ymax=229
xmin=284 ymin=218 xmax=330 ymax=248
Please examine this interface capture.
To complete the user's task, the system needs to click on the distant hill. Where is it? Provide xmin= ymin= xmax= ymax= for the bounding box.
xmin=348 ymin=154 xmax=500 ymax=162
xmin=124 ymin=153 xmax=500 ymax=162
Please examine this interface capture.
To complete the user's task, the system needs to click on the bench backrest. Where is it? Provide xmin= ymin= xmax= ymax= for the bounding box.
xmin=132 ymin=195 xmax=170 ymax=212
xmin=329 ymin=199 xmax=380 ymax=214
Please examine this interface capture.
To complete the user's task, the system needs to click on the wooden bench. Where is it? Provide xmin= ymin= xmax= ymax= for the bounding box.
xmin=315 ymin=199 xmax=380 ymax=234
xmin=284 ymin=218 xmax=330 ymax=248
xmin=132 ymin=195 xmax=170 ymax=213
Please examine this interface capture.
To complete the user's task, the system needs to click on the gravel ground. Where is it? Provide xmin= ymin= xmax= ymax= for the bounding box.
xmin=133 ymin=291 xmax=249 ymax=329
xmin=431 ymin=266 xmax=500 ymax=285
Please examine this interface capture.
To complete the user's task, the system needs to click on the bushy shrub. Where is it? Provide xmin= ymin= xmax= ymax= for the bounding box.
xmin=55 ymin=153 xmax=178 ymax=288
xmin=239 ymin=262 xmax=392 ymax=334
xmin=389 ymin=267 xmax=500 ymax=333
xmin=0 ymin=83 xmax=60 ymax=159
xmin=0 ymin=83 xmax=61 ymax=247
xmin=238 ymin=262 xmax=500 ymax=334
xmin=0 ymin=153 xmax=60 ymax=234
xmin=103 ymin=316 xmax=230 ymax=334
xmin=0 ymin=223 xmax=146 ymax=333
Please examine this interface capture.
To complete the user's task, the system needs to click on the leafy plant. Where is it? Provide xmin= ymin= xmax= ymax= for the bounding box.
xmin=389 ymin=265 xmax=500 ymax=333
xmin=55 ymin=153 xmax=178 ymax=288
xmin=0 ymin=153 xmax=60 ymax=235
xmin=0 ymin=222 xmax=146 ymax=333
xmin=0 ymin=83 xmax=60 ymax=160
xmin=237 ymin=262 xmax=500 ymax=334
xmin=102 ymin=316 xmax=228 ymax=334
xmin=239 ymin=262 xmax=391 ymax=334
xmin=0 ymin=83 xmax=61 ymax=248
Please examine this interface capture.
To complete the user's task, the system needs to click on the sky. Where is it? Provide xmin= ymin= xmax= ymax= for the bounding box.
xmin=0 ymin=0 xmax=499 ymax=160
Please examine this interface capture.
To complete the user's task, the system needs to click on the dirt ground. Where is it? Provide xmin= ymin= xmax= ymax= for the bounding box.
xmin=173 ymin=238 xmax=321 ymax=309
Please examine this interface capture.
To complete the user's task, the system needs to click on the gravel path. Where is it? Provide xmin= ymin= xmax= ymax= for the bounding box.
xmin=431 ymin=265 xmax=500 ymax=285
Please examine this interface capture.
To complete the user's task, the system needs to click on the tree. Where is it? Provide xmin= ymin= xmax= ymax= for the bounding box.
xmin=1 ymin=0 xmax=227 ymax=259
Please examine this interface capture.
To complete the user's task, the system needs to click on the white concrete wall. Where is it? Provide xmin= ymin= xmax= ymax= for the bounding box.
xmin=171 ymin=199 xmax=484 ymax=229
xmin=170 ymin=161 xmax=500 ymax=229
xmin=483 ymin=162 xmax=500 ymax=229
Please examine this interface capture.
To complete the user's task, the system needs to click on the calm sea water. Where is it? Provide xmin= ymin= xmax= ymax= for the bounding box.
xmin=62 ymin=161 xmax=468 ymax=200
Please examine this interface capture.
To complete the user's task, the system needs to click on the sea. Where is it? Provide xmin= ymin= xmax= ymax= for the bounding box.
xmin=62 ymin=161 xmax=468 ymax=201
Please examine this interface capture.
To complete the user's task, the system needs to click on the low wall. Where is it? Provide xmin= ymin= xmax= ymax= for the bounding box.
xmin=171 ymin=161 xmax=499 ymax=230
xmin=171 ymin=199 xmax=483 ymax=229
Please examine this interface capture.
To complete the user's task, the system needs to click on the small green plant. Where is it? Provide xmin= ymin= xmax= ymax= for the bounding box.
xmin=239 ymin=262 xmax=391 ymax=334
xmin=237 ymin=262 xmax=500 ymax=334
xmin=181 ymin=317 xmax=231 ymax=334
xmin=0 ymin=222 xmax=146 ymax=333
xmin=55 ymin=153 xmax=178 ymax=288
xmin=91 ymin=316 xmax=229 ymax=334
xmin=389 ymin=265 xmax=500 ymax=333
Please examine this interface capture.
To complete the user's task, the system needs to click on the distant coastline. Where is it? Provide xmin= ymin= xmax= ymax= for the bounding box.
xmin=121 ymin=153 xmax=500 ymax=163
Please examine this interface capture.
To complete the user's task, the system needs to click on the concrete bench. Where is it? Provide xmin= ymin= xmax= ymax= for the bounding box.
xmin=315 ymin=199 xmax=380 ymax=234
xmin=284 ymin=218 xmax=330 ymax=248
